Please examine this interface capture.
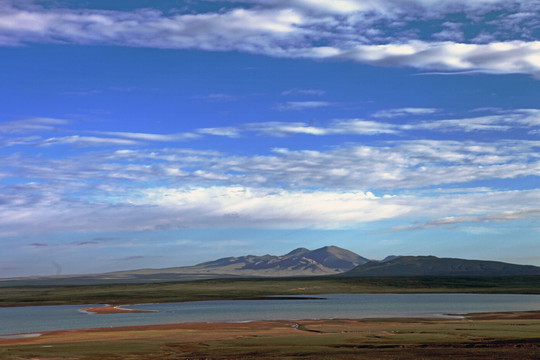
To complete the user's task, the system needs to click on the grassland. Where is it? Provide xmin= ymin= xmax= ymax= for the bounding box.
xmin=1 ymin=276 xmax=540 ymax=307
xmin=1 ymin=276 xmax=540 ymax=359
xmin=1 ymin=313 xmax=540 ymax=359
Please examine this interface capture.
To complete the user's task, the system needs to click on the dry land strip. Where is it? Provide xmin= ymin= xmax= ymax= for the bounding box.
xmin=1 ymin=312 xmax=540 ymax=359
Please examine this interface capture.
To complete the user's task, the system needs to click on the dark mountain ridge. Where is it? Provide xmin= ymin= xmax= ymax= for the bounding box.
xmin=342 ymin=255 xmax=540 ymax=277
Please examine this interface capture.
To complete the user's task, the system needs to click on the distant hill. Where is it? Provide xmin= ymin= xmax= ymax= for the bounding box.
xmin=342 ymin=256 xmax=540 ymax=277
xmin=0 ymin=246 xmax=368 ymax=286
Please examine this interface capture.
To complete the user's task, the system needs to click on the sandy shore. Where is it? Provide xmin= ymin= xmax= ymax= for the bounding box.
xmin=0 ymin=320 xmax=297 ymax=346
xmin=81 ymin=305 xmax=156 ymax=314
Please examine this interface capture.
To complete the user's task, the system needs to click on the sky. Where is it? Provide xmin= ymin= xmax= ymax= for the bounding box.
xmin=0 ymin=0 xmax=539 ymax=277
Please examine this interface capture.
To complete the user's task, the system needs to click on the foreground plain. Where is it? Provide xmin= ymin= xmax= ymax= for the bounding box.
xmin=2 ymin=277 xmax=539 ymax=359
xmin=1 ymin=312 xmax=540 ymax=359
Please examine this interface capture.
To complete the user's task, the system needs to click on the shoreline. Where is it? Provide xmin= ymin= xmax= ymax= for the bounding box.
xmin=2 ymin=309 xmax=540 ymax=341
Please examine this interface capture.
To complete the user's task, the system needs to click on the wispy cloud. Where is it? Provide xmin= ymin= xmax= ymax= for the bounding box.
xmin=28 ymin=243 xmax=48 ymax=247
xmin=38 ymin=135 xmax=138 ymax=147
xmin=274 ymin=101 xmax=334 ymax=111
xmin=282 ymin=88 xmax=326 ymax=96
xmin=373 ymin=108 xmax=439 ymax=118
xmin=193 ymin=93 xmax=239 ymax=102
xmin=247 ymin=119 xmax=398 ymax=136
xmin=205 ymin=109 xmax=540 ymax=137
xmin=0 ymin=117 xmax=69 ymax=134
xmin=76 ymin=241 xmax=99 ymax=246
xmin=406 ymin=109 xmax=540 ymax=132
xmin=62 ymin=89 xmax=101 ymax=96
xmin=4 ymin=109 xmax=538 ymax=151
xmin=393 ymin=210 xmax=540 ymax=231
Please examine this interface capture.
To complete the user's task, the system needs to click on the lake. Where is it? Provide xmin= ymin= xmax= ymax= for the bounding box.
xmin=1 ymin=293 xmax=539 ymax=336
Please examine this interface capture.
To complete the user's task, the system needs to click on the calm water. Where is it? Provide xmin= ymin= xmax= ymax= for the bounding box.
xmin=1 ymin=293 xmax=539 ymax=336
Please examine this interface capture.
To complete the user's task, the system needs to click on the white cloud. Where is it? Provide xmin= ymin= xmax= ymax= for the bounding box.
xmin=1 ymin=183 xmax=539 ymax=236
xmin=287 ymin=0 xmax=370 ymax=14
xmin=0 ymin=185 xmax=408 ymax=236
xmin=341 ymin=41 xmax=540 ymax=76
xmin=432 ymin=22 xmax=464 ymax=42
xmin=246 ymin=119 xmax=398 ymax=136
xmin=138 ymin=186 xmax=405 ymax=228
xmin=247 ymin=121 xmax=328 ymax=136
xmin=1 ymin=2 xmax=539 ymax=76
xmin=2 ymin=127 xmax=539 ymax=236
xmin=94 ymin=131 xmax=200 ymax=142
xmin=197 ymin=127 xmax=242 ymax=137
xmin=278 ymin=0 xmax=525 ymax=19
xmin=0 ymin=6 xmax=306 ymax=49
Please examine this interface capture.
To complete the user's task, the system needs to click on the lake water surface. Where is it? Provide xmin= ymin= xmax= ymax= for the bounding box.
xmin=1 ymin=293 xmax=539 ymax=336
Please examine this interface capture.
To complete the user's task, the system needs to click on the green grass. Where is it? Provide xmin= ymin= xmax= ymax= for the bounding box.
xmin=2 ymin=318 xmax=540 ymax=359
xmin=1 ymin=276 xmax=540 ymax=307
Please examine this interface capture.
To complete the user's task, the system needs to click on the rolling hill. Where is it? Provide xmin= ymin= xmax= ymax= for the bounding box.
xmin=342 ymin=256 xmax=540 ymax=277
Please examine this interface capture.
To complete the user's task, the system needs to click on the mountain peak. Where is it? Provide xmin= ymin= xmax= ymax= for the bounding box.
xmin=286 ymin=247 xmax=310 ymax=256
xmin=381 ymin=255 xmax=401 ymax=263
xmin=317 ymin=245 xmax=342 ymax=253
xmin=300 ymin=246 xmax=369 ymax=271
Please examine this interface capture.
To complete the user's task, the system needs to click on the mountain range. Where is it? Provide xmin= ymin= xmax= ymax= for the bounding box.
xmin=2 ymin=246 xmax=540 ymax=286
xmin=195 ymin=246 xmax=369 ymax=275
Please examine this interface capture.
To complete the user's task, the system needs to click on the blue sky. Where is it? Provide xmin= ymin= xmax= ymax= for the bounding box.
xmin=1 ymin=0 xmax=539 ymax=277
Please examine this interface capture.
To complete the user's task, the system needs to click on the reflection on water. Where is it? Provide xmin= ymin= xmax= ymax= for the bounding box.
xmin=0 ymin=333 xmax=42 ymax=339
xmin=1 ymin=293 xmax=539 ymax=335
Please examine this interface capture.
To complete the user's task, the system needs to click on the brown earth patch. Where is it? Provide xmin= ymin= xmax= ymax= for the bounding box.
xmin=81 ymin=305 xmax=155 ymax=314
